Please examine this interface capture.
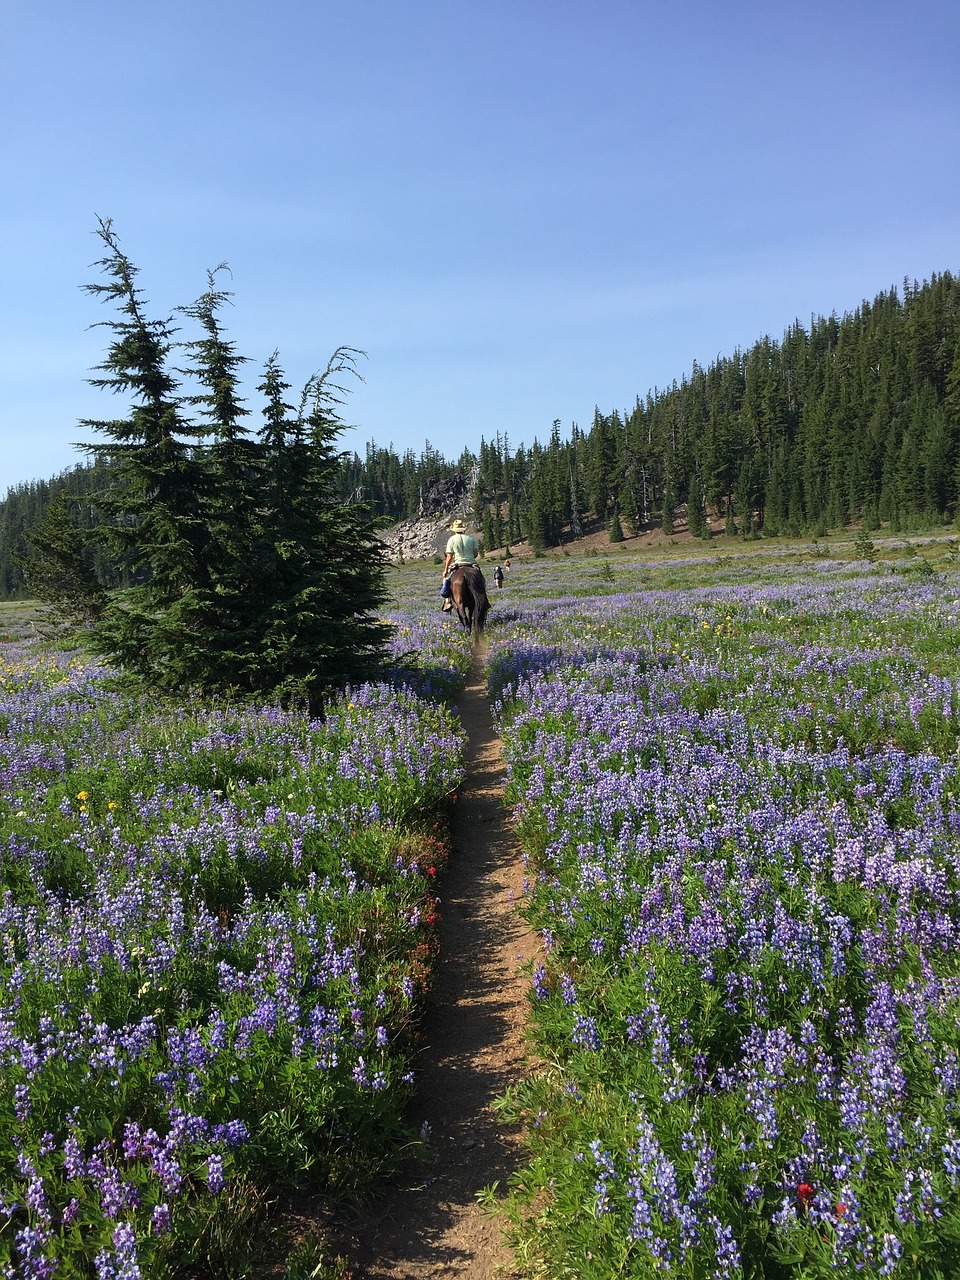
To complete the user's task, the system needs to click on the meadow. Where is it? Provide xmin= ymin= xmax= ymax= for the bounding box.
xmin=0 ymin=598 xmax=472 ymax=1277
xmin=4 ymin=533 xmax=960 ymax=1278
xmin=484 ymin=538 xmax=960 ymax=1278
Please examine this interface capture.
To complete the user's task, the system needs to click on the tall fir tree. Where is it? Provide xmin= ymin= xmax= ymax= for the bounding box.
xmin=263 ymin=352 xmax=391 ymax=701
xmin=686 ymin=471 xmax=706 ymax=538
xmin=169 ymin=266 xmax=264 ymax=684
xmin=80 ymin=217 xmax=207 ymax=675
xmin=74 ymin=224 xmax=389 ymax=706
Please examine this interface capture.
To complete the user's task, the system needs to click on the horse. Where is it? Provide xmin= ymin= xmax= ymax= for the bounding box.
xmin=448 ymin=564 xmax=490 ymax=640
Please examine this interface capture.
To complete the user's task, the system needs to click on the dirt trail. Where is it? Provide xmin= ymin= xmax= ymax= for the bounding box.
xmin=338 ymin=641 xmax=538 ymax=1279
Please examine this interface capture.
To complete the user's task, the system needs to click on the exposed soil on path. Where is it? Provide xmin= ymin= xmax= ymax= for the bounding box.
xmin=334 ymin=641 xmax=539 ymax=1279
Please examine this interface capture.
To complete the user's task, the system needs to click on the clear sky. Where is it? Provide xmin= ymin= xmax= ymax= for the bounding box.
xmin=2 ymin=0 xmax=957 ymax=495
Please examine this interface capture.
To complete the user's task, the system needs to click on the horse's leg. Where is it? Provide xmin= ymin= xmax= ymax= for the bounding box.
xmin=450 ymin=572 xmax=471 ymax=629
xmin=467 ymin=570 xmax=488 ymax=638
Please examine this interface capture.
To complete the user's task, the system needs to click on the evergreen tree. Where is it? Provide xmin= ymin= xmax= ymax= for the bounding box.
xmin=661 ymin=473 xmax=675 ymax=535
xmin=916 ymin=387 xmax=952 ymax=518
xmin=734 ymin=457 xmax=762 ymax=538
xmin=724 ymin=501 xmax=737 ymax=538
xmin=687 ymin=471 xmax=706 ymax=538
xmin=947 ymin=330 xmax=960 ymax=511
xmin=482 ymin=504 xmax=495 ymax=552
xmin=586 ymin=409 xmax=618 ymax=522
xmin=17 ymin=490 xmax=107 ymax=629
xmin=763 ymin=443 xmax=791 ymax=535
xmin=257 ymin=351 xmax=389 ymax=697
xmin=172 ymin=266 xmax=263 ymax=677
xmin=492 ymin=502 xmax=505 ymax=552
xmin=74 ymin=223 xmax=388 ymax=707
xmin=81 ymin=217 xmax=207 ymax=673
xmin=567 ymin=439 xmax=585 ymax=540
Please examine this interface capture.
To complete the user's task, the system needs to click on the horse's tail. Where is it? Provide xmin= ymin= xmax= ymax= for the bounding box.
xmin=467 ymin=567 xmax=489 ymax=639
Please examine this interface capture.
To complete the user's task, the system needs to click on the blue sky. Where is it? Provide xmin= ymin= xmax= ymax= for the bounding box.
xmin=2 ymin=0 xmax=957 ymax=495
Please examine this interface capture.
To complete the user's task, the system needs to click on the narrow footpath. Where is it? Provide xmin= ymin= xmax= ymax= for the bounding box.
xmin=338 ymin=642 xmax=538 ymax=1279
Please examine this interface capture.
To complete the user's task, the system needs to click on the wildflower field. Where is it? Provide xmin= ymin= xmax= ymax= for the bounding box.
xmin=486 ymin=542 xmax=960 ymax=1278
xmin=0 ymin=600 xmax=471 ymax=1278
xmin=5 ymin=537 xmax=960 ymax=1279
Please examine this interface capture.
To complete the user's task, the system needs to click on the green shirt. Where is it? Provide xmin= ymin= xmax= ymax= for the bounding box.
xmin=445 ymin=532 xmax=478 ymax=564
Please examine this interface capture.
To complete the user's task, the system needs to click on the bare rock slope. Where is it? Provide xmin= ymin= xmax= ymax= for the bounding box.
xmin=376 ymin=475 xmax=471 ymax=565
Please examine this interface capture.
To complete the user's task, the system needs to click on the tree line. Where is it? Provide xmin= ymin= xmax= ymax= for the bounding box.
xmin=2 ymin=268 xmax=959 ymax=604
xmin=353 ymin=270 xmax=959 ymax=552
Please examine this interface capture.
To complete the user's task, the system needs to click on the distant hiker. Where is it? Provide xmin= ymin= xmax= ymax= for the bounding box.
xmin=493 ymin=564 xmax=505 ymax=589
xmin=440 ymin=518 xmax=479 ymax=612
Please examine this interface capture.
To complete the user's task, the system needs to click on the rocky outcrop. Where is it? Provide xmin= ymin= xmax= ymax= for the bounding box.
xmin=377 ymin=512 xmax=451 ymax=564
xmin=417 ymin=473 xmax=468 ymax=517
xmin=377 ymin=475 xmax=473 ymax=564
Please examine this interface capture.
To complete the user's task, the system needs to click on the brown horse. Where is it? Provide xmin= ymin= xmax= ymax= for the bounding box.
xmin=448 ymin=564 xmax=490 ymax=640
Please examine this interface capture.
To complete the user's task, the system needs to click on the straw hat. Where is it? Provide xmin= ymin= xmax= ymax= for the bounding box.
xmin=449 ymin=518 xmax=467 ymax=532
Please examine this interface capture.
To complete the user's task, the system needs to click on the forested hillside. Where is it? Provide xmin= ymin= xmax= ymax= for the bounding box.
xmin=348 ymin=272 xmax=960 ymax=551
xmin=2 ymin=271 xmax=958 ymax=595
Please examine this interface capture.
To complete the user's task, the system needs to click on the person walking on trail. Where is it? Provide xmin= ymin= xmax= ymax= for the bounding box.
xmin=441 ymin=518 xmax=479 ymax=612
xmin=493 ymin=564 xmax=505 ymax=589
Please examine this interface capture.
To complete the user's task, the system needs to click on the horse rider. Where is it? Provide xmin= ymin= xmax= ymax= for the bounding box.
xmin=441 ymin=518 xmax=479 ymax=612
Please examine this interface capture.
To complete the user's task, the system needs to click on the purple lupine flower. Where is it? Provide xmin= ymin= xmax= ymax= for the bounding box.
xmin=150 ymin=1203 xmax=172 ymax=1235
xmin=879 ymin=1232 xmax=902 ymax=1276
xmin=709 ymin=1215 xmax=742 ymax=1277
xmin=589 ymin=1140 xmax=618 ymax=1216
xmin=352 ymin=1057 xmax=370 ymax=1088
xmin=62 ymin=1134 xmax=87 ymax=1180
xmin=206 ymin=1155 xmax=225 ymax=1194
xmin=211 ymin=1120 xmax=249 ymax=1149
xmin=122 ymin=1122 xmax=142 ymax=1161
xmin=571 ymin=1015 xmax=601 ymax=1050
xmin=13 ymin=1083 xmax=31 ymax=1122
xmin=14 ymin=1222 xmax=58 ymax=1279
xmin=111 ymin=1222 xmax=141 ymax=1280
xmin=25 ymin=1177 xmax=50 ymax=1221
xmin=149 ymin=1146 xmax=183 ymax=1196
